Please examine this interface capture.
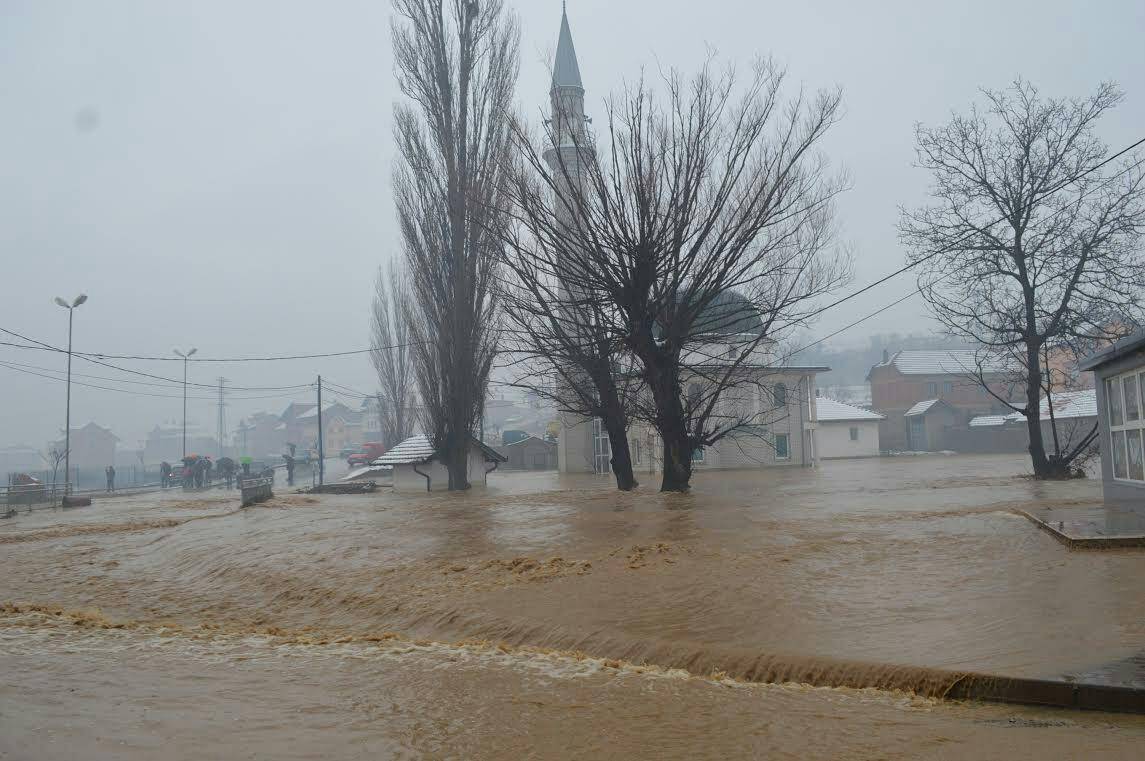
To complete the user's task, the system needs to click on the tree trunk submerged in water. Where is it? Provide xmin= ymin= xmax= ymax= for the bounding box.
xmin=602 ymin=416 xmax=638 ymax=491
xmin=1025 ymin=344 xmax=1054 ymax=479
xmin=444 ymin=432 xmax=471 ymax=491
xmin=659 ymin=433 xmax=693 ymax=492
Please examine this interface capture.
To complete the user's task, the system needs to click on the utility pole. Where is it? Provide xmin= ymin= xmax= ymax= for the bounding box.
xmin=316 ymin=375 xmax=325 ymax=486
xmin=54 ymin=293 xmax=87 ymax=495
xmin=174 ymin=347 xmax=198 ymax=459
xmin=215 ymin=377 xmax=228 ymax=459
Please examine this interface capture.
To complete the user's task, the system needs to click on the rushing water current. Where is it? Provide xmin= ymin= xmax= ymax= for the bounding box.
xmin=3 ymin=454 xmax=1145 ymax=758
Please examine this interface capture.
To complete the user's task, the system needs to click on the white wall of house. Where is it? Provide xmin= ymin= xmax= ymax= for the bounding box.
xmin=818 ymin=420 xmax=881 ymax=459
xmin=558 ymin=412 xmax=596 ymax=474
xmin=392 ymin=448 xmax=496 ymax=491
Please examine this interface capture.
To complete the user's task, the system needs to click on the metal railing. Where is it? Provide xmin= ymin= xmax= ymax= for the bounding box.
xmin=2 ymin=482 xmax=70 ymax=514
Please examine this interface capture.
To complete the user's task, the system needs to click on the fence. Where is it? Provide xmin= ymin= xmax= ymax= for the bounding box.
xmin=4 ymin=466 xmax=163 ymax=493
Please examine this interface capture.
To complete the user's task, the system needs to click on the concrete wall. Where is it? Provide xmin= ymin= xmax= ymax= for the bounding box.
xmin=942 ymin=424 xmax=1028 ymax=454
xmin=818 ymin=420 xmax=880 ymax=459
xmin=558 ymin=412 xmax=595 ymax=473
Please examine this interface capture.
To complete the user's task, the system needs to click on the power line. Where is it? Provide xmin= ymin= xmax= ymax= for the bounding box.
xmin=0 ymin=360 xmax=314 ymax=401
xmin=320 ymin=379 xmax=376 ymax=399
xmin=796 ymin=137 xmax=1145 ymax=327
xmin=0 ymin=327 xmax=320 ymax=390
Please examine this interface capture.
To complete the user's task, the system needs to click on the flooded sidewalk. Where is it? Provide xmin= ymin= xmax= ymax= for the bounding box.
xmin=3 ymin=454 xmax=1145 ymax=757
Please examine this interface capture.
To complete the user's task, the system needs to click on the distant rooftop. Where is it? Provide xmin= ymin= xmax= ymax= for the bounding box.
xmin=815 ymin=398 xmax=884 ymax=422
xmin=1025 ymin=389 xmax=1098 ymax=421
xmin=871 ymin=349 xmax=1013 ymax=377
xmin=968 ymin=415 xmax=1011 ymax=428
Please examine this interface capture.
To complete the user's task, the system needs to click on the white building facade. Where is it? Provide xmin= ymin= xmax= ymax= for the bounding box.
xmin=814 ymin=397 xmax=883 ymax=459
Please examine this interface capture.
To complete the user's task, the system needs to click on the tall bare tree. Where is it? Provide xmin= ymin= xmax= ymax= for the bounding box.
xmin=497 ymin=224 xmax=643 ymax=489
xmin=370 ymin=262 xmax=415 ymax=449
xmin=507 ymin=59 xmax=848 ymax=491
xmin=901 ymin=81 xmax=1145 ymax=478
xmin=392 ymin=0 xmax=519 ymax=489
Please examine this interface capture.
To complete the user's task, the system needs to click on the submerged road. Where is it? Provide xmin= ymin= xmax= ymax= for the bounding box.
xmin=3 ymin=454 xmax=1145 ymax=758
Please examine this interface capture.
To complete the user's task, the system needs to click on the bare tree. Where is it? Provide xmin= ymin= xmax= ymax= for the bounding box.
xmin=370 ymin=263 xmax=416 ymax=448
xmin=41 ymin=446 xmax=67 ymax=488
xmin=901 ymin=81 xmax=1145 ymax=478
xmin=391 ymin=0 xmax=519 ymax=489
xmin=506 ymin=59 xmax=848 ymax=491
xmin=497 ymin=229 xmax=643 ymax=489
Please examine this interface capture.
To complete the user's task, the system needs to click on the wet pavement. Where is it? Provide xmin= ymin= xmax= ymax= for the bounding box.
xmin=1020 ymin=502 xmax=1145 ymax=547
xmin=4 ymin=454 xmax=1145 ymax=758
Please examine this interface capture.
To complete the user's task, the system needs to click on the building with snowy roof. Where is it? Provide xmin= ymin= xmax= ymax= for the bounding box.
xmin=867 ymin=349 xmax=1018 ymax=451
xmin=374 ymin=434 xmax=506 ymax=492
xmin=814 ymin=398 xmax=884 ymax=459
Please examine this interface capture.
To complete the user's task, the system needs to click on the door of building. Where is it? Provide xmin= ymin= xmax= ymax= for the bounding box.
xmin=907 ymin=417 xmax=926 ymax=451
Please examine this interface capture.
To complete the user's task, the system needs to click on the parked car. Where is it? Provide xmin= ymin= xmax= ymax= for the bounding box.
xmin=348 ymin=442 xmax=386 ymax=467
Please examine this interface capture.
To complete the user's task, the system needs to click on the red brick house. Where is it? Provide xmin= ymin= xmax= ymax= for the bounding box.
xmin=867 ymin=350 xmax=1016 ymax=451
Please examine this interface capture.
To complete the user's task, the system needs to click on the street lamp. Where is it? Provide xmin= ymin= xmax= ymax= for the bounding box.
xmin=173 ymin=347 xmax=197 ymax=459
xmin=54 ymin=294 xmax=87 ymax=495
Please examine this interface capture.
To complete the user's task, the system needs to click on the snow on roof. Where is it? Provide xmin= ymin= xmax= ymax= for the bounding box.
xmin=373 ymin=434 xmax=436 ymax=465
xmin=969 ymin=415 xmax=1010 ymax=428
xmin=989 ymin=389 xmax=1099 ymax=424
xmin=876 ymin=350 xmax=1012 ymax=376
xmin=815 ymin=397 xmax=884 ymax=422
xmin=372 ymin=434 xmax=508 ymax=466
xmin=1030 ymin=389 xmax=1098 ymax=420
xmin=904 ymin=399 xmax=942 ymax=417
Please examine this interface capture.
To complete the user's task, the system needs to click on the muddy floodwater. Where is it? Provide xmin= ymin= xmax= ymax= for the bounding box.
xmin=4 ymin=454 xmax=1145 ymax=758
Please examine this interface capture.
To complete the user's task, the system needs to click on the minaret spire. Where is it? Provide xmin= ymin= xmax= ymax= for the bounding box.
xmin=552 ymin=2 xmax=583 ymax=91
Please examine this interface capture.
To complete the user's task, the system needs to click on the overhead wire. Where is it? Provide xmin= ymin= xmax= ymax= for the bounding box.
xmin=3 ymin=136 xmax=1141 ymax=391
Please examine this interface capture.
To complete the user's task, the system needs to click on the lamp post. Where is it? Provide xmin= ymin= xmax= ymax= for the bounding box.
xmin=173 ymin=347 xmax=197 ymax=459
xmin=54 ymin=294 xmax=87 ymax=495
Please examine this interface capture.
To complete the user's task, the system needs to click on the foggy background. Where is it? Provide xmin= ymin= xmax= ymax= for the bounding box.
xmin=2 ymin=0 xmax=1143 ymax=450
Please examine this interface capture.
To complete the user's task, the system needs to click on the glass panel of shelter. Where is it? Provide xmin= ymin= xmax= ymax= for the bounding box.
xmin=1107 ymin=370 xmax=1145 ymax=482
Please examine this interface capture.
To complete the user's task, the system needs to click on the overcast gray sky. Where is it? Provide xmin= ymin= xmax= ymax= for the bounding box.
xmin=2 ymin=0 xmax=1143 ymax=450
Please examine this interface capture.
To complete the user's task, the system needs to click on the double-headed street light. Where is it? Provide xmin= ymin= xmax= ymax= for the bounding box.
xmin=54 ymin=294 xmax=88 ymax=495
xmin=173 ymin=347 xmax=197 ymax=459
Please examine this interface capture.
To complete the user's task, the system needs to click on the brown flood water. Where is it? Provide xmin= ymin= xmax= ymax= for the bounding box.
xmin=3 ymin=454 xmax=1145 ymax=758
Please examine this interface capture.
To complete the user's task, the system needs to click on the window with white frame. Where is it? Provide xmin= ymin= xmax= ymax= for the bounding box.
xmin=1106 ymin=369 xmax=1145 ymax=482
xmin=849 ymin=426 xmax=859 ymax=441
